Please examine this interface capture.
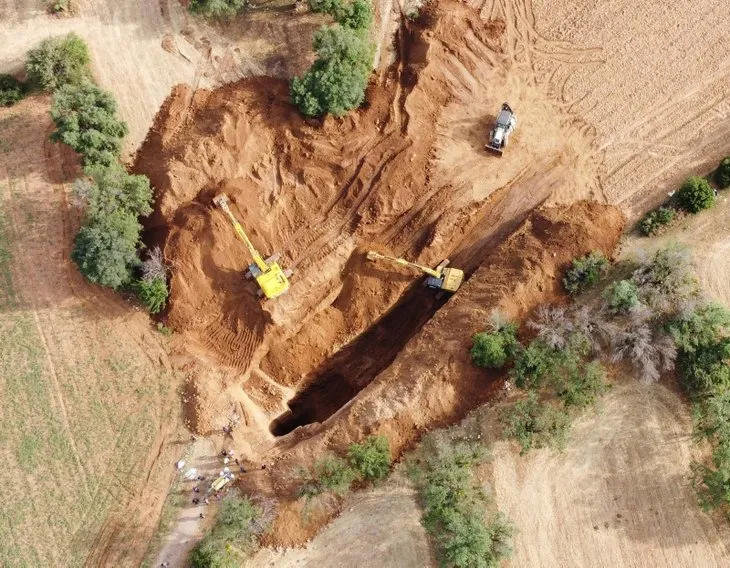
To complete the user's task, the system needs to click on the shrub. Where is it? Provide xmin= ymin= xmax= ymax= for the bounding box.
xmin=190 ymin=492 xmax=271 ymax=567
xmin=290 ymin=25 xmax=374 ymax=117
xmin=563 ymin=250 xmax=608 ymax=296
xmin=298 ymin=455 xmax=356 ymax=497
xmin=0 ymin=74 xmax=25 ymax=107
xmin=676 ymin=175 xmax=715 ymax=213
xmin=471 ymin=321 xmax=518 ymax=369
xmin=348 ymin=435 xmax=391 ymax=481
xmin=410 ymin=437 xmax=513 ymax=568
xmin=75 ymin=162 xmax=153 ymax=219
xmin=309 ymin=0 xmax=373 ymax=30
xmin=50 ymin=81 xmax=128 ymax=166
xmin=555 ymin=360 xmax=609 ymax=408
xmin=509 ymin=340 xmax=558 ymax=390
xmin=141 ymin=246 xmax=167 ymax=281
xmin=134 ymin=276 xmax=168 ymax=314
xmin=715 ymin=157 xmax=730 ymax=189
xmin=48 ymin=0 xmax=70 ymax=13
xmin=608 ymin=321 xmax=676 ymax=383
xmin=632 ymin=245 xmax=698 ymax=313
xmin=189 ymin=0 xmax=247 ymax=18
xmin=603 ymin=279 xmax=639 ymax=314
xmin=501 ymin=392 xmax=571 ymax=454
xmin=638 ymin=207 xmax=675 ymax=236
xmin=26 ymin=33 xmax=90 ymax=91
xmin=527 ymin=305 xmax=574 ymax=350
xmin=71 ymin=210 xmax=140 ymax=289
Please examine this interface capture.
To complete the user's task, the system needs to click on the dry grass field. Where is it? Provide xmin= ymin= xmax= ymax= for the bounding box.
xmin=0 ymin=98 xmax=183 ymax=567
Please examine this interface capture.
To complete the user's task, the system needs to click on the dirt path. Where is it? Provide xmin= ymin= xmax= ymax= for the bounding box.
xmin=155 ymin=438 xmax=222 ymax=568
xmin=491 ymin=381 xmax=730 ymax=567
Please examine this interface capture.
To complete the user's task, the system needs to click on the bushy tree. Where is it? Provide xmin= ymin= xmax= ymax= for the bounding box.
xmin=26 ymin=32 xmax=90 ymax=91
xmin=309 ymin=0 xmax=373 ymax=30
xmin=555 ymin=360 xmax=609 ymax=408
xmin=603 ymin=279 xmax=639 ymax=314
xmin=410 ymin=436 xmax=512 ymax=568
xmin=715 ymin=157 xmax=730 ymax=189
xmin=50 ymin=81 xmax=128 ymax=166
xmin=501 ymin=392 xmax=571 ymax=454
xmin=348 ymin=435 xmax=391 ymax=481
xmin=510 ymin=340 xmax=557 ymax=390
xmin=632 ymin=245 xmax=698 ymax=313
xmin=71 ymin=210 xmax=140 ymax=288
xmin=528 ymin=305 xmax=575 ymax=350
xmin=471 ymin=320 xmax=518 ymax=369
xmin=189 ymin=534 xmax=238 ymax=568
xmin=563 ymin=250 xmax=608 ymax=296
xmin=676 ymin=175 xmax=715 ymax=213
xmin=0 ymin=74 xmax=25 ymax=107
xmin=638 ymin=206 xmax=675 ymax=236
xmin=298 ymin=455 xmax=356 ymax=497
xmin=291 ymin=25 xmax=374 ymax=117
xmin=189 ymin=0 xmax=247 ymax=18
xmin=134 ymin=276 xmax=168 ymax=314
xmin=76 ymin=162 xmax=153 ymax=218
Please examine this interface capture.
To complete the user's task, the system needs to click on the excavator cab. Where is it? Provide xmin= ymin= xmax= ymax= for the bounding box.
xmin=213 ymin=194 xmax=292 ymax=299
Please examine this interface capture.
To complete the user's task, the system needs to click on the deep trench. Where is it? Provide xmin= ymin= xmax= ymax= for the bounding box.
xmin=269 ymin=286 xmax=447 ymax=436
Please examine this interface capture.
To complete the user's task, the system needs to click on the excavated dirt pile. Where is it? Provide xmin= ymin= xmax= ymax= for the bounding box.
xmin=259 ymin=200 xmax=624 ymax=545
xmin=135 ymin=0 xmax=603 ymax=440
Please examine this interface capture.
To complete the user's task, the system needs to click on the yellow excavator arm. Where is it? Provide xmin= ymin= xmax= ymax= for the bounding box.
xmin=366 ymin=251 xmax=442 ymax=279
xmin=214 ymin=195 xmax=268 ymax=273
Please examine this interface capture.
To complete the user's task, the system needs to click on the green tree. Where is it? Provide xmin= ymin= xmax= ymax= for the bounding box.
xmin=348 ymin=435 xmax=391 ymax=481
xmin=298 ymin=455 xmax=356 ymax=497
xmin=77 ymin=161 xmax=153 ymax=219
xmin=50 ymin=81 xmax=128 ymax=166
xmin=26 ymin=33 xmax=90 ymax=91
xmin=134 ymin=276 xmax=168 ymax=314
xmin=291 ymin=25 xmax=374 ymax=117
xmin=715 ymin=157 xmax=730 ymax=189
xmin=189 ymin=0 xmax=247 ymax=18
xmin=309 ymin=0 xmax=373 ymax=30
xmin=603 ymin=279 xmax=639 ymax=314
xmin=471 ymin=321 xmax=519 ymax=369
xmin=0 ymin=74 xmax=25 ymax=107
xmin=638 ymin=206 xmax=675 ymax=236
xmin=676 ymin=175 xmax=715 ymax=213
xmin=71 ymin=210 xmax=140 ymax=288
xmin=189 ymin=534 xmax=239 ymax=568
xmin=509 ymin=340 xmax=558 ymax=390
xmin=502 ymin=392 xmax=571 ymax=454
xmin=555 ymin=360 xmax=609 ymax=408
xmin=563 ymin=250 xmax=608 ymax=296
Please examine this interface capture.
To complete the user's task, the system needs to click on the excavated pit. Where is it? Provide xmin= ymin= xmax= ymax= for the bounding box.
xmin=270 ymin=287 xmax=446 ymax=436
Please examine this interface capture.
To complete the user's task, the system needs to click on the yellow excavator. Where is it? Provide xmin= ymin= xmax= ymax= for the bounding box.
xmin=213 ymin=194 xmax=291 ymax=299
xmin=366 ymin=251 xmax=464 ymax=293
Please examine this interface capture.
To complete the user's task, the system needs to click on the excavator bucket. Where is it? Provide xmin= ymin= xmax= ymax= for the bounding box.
xmin=366 ymin=251 xmax=380 ymax=261
xmin=213 ymin=194 xmax=229 ymax=208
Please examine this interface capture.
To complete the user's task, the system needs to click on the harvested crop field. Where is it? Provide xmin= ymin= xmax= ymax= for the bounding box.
xmin=0 ymin=98 xmax=183 ymax=567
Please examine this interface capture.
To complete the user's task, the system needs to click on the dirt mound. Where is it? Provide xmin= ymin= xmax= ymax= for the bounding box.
xmin=255 ymin=200 xmax=623 ymax=544
xmin=134 ymin=0 xmax=604 ymax=437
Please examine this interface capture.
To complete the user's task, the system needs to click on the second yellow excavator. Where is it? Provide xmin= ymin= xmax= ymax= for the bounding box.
xmin=213 ymin=194 xmax=291 ymax=299
xmin=366 ymin=251 xmax=464 ymax=293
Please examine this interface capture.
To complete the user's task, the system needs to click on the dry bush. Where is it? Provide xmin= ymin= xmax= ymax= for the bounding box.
xmin=528 ymin=305 xmax=574 ymax=350
xmin=141 ymin=246 xmax=167 ymax=281
xmin=607 ymin=321 xmax=676 ymax=382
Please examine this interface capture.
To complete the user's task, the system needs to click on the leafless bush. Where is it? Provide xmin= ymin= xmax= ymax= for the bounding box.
xmin=250 ymin=496 xmax=277 ymax=535
xmin=632 ymin=245 xmax=698 ymax=314
xmin=71 ymin=177 xmax=94 ymax=209
xmin=141 ymin=246 xmax=167 ymax=281
xmin=528 ymin=306 xmax=574 ymax=350
xmin=608 ymin=321 xmax=677 ymax=382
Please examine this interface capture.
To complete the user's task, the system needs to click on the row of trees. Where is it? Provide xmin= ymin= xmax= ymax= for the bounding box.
xmin=291 ymin=0 xmax=375 ymax=117
xmin=24 ymin=34 xmax=168 ymax=314
xmin=639 ymin=157 xmax=730 ymax=236
xmin=408 ymin=433 xmax=513 ymax=568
